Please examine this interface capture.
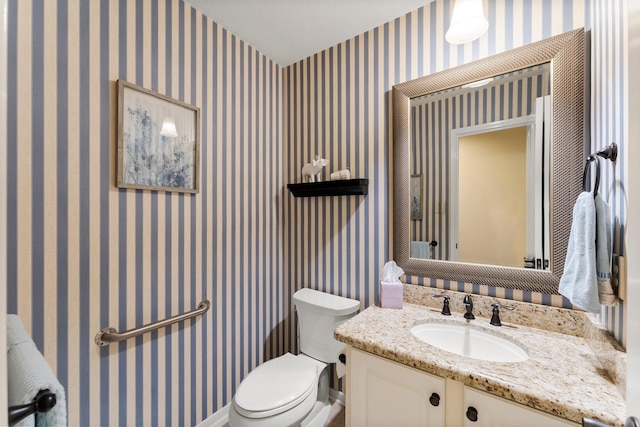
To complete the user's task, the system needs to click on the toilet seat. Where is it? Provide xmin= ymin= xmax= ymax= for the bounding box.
xmin=232 ymin=353 xmax=321 ymax=419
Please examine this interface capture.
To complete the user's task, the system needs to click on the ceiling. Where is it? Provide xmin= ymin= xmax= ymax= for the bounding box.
xmin=185 ymin=0 xmax=433 ymax=66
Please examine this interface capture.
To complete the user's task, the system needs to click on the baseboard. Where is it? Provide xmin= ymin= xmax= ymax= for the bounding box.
xmin=330 ymin=389 xmax=346 ymax=407
xmin=196 ymin=403 xmax=230 ymax=427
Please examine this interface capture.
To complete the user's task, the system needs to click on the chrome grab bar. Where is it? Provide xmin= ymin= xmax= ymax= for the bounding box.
xmin=94 ymin=299 xmax=210 ymax=346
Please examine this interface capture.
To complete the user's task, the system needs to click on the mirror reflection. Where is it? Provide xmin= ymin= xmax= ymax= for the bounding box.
xmin=393 ymin=28 xmax=587 ymax=294
xmin=409 ymin=64 xmax=552 ymax=270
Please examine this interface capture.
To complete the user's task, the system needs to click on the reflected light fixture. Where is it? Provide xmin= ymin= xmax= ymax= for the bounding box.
xmin=160 ymin=116 xmax=178 ymax=138
xmin=462 ymin=77 xmax=495 ymax=88
xmin=445 ymin=0 xmax=489 ymax=45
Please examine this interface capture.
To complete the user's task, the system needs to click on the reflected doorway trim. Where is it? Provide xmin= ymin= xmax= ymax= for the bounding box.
xmin=449 ymin=115 xmax=536 ymax=263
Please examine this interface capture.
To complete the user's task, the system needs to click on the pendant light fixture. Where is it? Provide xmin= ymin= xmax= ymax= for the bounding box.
xmin=445 ymin=0 xmax=489 ymax=45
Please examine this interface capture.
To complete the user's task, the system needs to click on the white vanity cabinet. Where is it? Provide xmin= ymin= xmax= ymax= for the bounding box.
xmin=346 ymin=347 xmax=579 ymax=427
xmin=347 ymin=348 xmax=446 ymax=427
xmin=463 ymin=387 xmax=578 ymax=426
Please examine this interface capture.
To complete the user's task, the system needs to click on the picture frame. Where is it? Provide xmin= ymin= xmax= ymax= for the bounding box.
xmin=117 ymin=79 xmax=200 ymax=193
xmin=410 ymin=174 xmax=422 ymax=220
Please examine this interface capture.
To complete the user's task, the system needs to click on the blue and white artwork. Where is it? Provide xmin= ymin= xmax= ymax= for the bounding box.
xmin=120 ymin=83 xmax=198 ymax=192
xmin=410 ymin=175 xmax=422 ymax=220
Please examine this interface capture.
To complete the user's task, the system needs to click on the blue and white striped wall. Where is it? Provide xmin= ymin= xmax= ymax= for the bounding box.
xmin=6 ymin=0 xmax=284 ymax=425
xmin=285 ymin=0 xmax=627 ymax=344
xmin=591 ymin=0 xmax=627 ymax=346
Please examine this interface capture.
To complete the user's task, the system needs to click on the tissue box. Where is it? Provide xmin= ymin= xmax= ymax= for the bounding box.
xmin=380 ymin=281 xmax=403 ymax=309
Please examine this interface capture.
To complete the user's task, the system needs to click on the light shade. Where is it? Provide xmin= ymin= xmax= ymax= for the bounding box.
xmin=160 ymin=116 xmax=178 ymax=138
xmin=462 ymin=77 xmax=494 ymax=88
xmin=445 ymin=0 xmax=489 ymax=45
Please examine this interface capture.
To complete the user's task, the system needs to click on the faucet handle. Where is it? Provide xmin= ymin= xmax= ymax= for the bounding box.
xmin=492 ymin=303 xmax=515 ymax=310
xmin=432 ymin=294 xmax=451 ymax=316
xmin=490 ymin=303 xmax=515 ymax=326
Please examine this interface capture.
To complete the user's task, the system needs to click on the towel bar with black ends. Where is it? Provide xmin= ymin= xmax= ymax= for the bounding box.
xmin=8 ymin=389 xmax=57 ymax=425
xmin=94 ymin=299 xmax=210 ymax=346
xmin=582 ymin=142 xmax=618 ymax=196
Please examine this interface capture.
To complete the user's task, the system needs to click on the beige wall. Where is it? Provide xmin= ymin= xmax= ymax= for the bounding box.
xmin=458 ymin=127 xmax=527 ymax=267
xmin=625 ymin=0 xmax=640 ymax=410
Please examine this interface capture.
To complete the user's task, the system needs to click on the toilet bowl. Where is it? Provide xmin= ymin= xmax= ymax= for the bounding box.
xmin=227 ymin=288 xmax=360 ymax=427
xmin=228 ymin=353 xmax=328 ymax=427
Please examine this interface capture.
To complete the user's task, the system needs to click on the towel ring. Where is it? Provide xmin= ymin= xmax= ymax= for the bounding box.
xmin=582 ymin=154 xmax=600 ymax=196
xmin=583 ymin=154 xmax=600 ymax=195
xmin=596 ymin=142 xmax=618 ymax=162
xmin=582 ymin=142 xmax=618 ymax=197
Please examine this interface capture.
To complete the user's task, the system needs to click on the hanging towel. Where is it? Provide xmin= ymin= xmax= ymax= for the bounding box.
xmin=7 ymin=315 xmax=67 ymax=426
xmin=559 ymin=191 xmax=600 ymax=313
xmin=595 ymin=193 xmax=617 ymax=305
xmin=411 ymin=241 xmax=431 ymax=259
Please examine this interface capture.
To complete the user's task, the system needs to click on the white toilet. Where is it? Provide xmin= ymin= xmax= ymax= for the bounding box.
xmin=228 ymin=288 xmax=360 ymax=427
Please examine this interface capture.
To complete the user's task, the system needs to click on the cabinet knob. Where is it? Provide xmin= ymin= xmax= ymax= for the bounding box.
xmin=466 ymin=406 xmax=478 ymax=422
xmin=429 ymin=392 xmax=440 ymax=407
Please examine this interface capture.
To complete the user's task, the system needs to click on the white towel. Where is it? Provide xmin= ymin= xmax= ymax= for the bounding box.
xmin=7 ymin=315 xmax=67 ymax=426
xmin=559 ymin=192 xmax=600 ymax=313
xmin=411 ymin=241 xmax=431 ymax=259
xmin=595 ymin=193 xmax=617 ymax=305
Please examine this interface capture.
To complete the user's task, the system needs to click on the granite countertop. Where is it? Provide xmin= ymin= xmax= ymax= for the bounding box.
xmin=334 ymin=302 xmax=626 ymax=426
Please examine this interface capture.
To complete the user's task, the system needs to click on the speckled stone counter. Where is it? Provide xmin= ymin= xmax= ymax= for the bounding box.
xmin=335 ymin=290 xmax=626 ymax=426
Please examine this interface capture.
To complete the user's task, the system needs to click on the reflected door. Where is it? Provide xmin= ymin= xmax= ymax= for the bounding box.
xmin=457 ymin=127 xmax=528 ymax=267
xmin=449 ymin=97 xmax=550 ymax=270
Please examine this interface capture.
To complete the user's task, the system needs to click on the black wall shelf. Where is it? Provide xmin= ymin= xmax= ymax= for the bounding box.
xmin=287 ymin=179 xmax=368 ymax=197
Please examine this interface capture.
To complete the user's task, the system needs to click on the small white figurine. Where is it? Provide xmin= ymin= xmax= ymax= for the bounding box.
xmin=301 ymin=155 xmax=329 ymax=182
xmin=330 ymin=168 xmax=351 ymax=181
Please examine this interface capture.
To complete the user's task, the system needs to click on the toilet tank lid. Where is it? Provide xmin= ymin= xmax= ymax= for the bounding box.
xmin=293 ymin=288 xmax=360 ymax=316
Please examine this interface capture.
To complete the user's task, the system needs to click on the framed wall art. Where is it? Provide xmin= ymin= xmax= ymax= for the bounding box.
xmin=117 ymin=79 xmax=200 ymax=193
xmin=410 ymin=174 xmax=422 ymax=220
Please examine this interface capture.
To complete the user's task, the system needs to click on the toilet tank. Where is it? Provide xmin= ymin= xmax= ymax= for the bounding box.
xmin=293 ymin=288 xmax=360 ymax=363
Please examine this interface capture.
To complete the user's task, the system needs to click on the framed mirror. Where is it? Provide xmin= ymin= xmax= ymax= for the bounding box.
xmin=393 ymin=28 xmax=587 ymax=294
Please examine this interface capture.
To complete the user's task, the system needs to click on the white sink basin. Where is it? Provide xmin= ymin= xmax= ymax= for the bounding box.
xmin=411 ymin=322 xmax=529 ymax=362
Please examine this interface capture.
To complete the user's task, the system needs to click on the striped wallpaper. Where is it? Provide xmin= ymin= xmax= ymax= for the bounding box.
xmin=591 ymin=0 xmax=627 ymax=347
xmin=409 ymin=68 xmax=550 ymax=260
xmin=6 ymin=0 xmax=284 ymax=425
xmin=285 ymin=0 xmax=627 ymax=345
xmin=2 ymin=0 xmax=628 ymax=425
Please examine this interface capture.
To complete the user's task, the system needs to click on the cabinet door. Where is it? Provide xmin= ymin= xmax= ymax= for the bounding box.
xmin=349 ymin=348 xmax=445 ymax=427
xmin=463 ymin=387 xmax=578 ymax=427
